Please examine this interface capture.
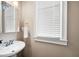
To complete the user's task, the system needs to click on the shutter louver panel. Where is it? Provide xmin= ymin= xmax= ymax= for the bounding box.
xmin=36 ymin=1 xmax=61 ymax=38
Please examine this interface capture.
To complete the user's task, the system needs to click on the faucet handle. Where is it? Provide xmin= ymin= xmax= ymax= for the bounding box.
xmin=10 ymin=40 xmax=14 ymax=44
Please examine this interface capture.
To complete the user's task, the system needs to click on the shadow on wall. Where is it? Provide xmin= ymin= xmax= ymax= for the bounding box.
xmin=17 ymin=31 xmax=32 ymax=57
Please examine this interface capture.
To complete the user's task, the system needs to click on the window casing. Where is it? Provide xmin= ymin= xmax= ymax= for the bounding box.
xmin=34 ymin=1 xmax=67 ymax=45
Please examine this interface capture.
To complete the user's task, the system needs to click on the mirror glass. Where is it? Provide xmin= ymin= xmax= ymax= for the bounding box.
xmin=0 ymin=1 xmax=17 ymax=33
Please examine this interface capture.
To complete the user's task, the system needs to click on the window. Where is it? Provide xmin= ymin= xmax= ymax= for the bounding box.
xmin=34 ymin=1 xmax=67 ymax=45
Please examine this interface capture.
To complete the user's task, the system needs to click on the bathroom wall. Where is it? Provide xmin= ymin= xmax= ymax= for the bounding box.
xmin=21 ymin=1 xmax=79 ymax=57
xmin=16 ymin=2 xmax=23 ymax=41
xmin=0 ymin=33 xmax=16 ymax=40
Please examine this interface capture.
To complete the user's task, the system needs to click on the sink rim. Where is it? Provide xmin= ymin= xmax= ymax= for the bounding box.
xmin=0 ymin=41 xmax=25 ymax=57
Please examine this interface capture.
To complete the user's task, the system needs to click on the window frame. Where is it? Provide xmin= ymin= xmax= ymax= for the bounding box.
xmin=34 ymin=1 xmax=67 ymax=45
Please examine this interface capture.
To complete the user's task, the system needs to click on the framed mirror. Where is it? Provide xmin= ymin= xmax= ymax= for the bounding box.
xmin=0 ymin=1 xmax=18 ymax=33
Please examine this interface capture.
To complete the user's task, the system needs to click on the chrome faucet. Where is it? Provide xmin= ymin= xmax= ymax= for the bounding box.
xmin=3 ymin=40 xmax=14 ymax=47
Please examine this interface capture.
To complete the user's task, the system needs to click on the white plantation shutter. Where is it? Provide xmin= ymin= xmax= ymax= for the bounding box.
xmin=34 ymin=1 xmax=67 ymax=45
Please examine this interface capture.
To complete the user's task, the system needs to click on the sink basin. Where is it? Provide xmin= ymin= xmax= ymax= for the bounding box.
xmin=0 ymin=41 xmax=25 ymax=57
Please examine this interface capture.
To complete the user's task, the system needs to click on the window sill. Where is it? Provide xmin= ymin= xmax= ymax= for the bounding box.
xmin=34 ymin=37 xmax=67 ymax=46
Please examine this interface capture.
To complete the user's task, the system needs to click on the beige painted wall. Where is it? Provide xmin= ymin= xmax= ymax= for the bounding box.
xmin=21 ymin=1 xmax=79 ymax=57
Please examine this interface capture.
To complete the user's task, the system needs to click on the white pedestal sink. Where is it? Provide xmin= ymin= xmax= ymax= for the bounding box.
xmin=0 ymin=41 xmax=25 ymax=57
